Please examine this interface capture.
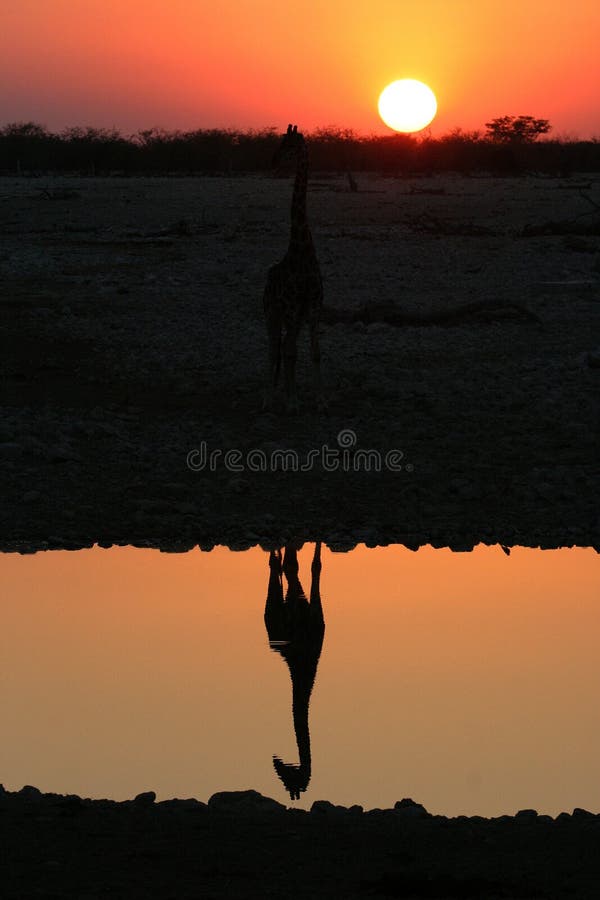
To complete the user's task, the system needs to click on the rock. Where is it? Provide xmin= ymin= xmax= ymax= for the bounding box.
xmin=22 ymin=490 xmax=40 ymax=503
xmin=19 ymin=785 xmax=42 ymax=799
xmin=58 ymin=794 xmax=84 ymax=810
xmin=229 ymin=539 xmax=256 ymax=551
xmin=310 ymin=800 xmax=335 ymax=815
xmin=572 ymin=807 xmax=595 ymax=820
xmin=365 ymin=808 xmax=394 ymax=820
xmin=516 ymin=808 xmax=538 ymax=820
xmin=310 ymin=800 xmax=351 ymax=816
xmin=394 ymin=798 xmax=429 ymax=818
xmin=448 ymin=541 xmax=476 ymax=552
xmin=394 ymin=804 xmax=429 ymax=819
xmin=395 ymin=797 xmax=420 ymax=809
xmin=327 ymin=538 xmax=358 ymax=552
xmin=158 ymin=798 xmax=207 ymax=811
xmin=208 ymin=790 xmax=286 ymax=815
xmin=133 ymin=791 xmax=156 ymax=805
xmin=94 ymin=799 xmax=118 ymax=810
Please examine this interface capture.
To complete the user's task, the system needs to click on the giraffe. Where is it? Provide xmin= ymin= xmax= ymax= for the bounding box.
xmin=263 ymin=125 xmax=326 ymax=413
xmin=264 ymin=542 xmax=325 ymax=800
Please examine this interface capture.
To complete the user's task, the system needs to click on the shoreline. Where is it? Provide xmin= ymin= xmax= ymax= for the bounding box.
xmin=3 ymin=786 xmax=599 ymax=898
xmin=2 ymin=532 xmax=599 ymax=555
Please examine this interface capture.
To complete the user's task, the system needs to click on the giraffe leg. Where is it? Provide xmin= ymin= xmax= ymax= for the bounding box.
xmin=282 ymin=545 xmax=299 ymax=578
xmin=263 ymin=317 xmax=282 ymax=411
xmin=309 ymin=321 xmax=327 ymax=413
xmin=265 ymin=549 xmax=285 ymax=639
xmin=269 ymin=548 xmax=283 ymax=573
xmin=283 ymin=327 xmax=299 ymax=414
xmin=310 ymin=542 xmax=323 ymax=612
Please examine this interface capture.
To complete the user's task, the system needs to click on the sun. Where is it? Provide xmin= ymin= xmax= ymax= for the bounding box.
xmin=378 ymin=79 xmax=437 ymax=133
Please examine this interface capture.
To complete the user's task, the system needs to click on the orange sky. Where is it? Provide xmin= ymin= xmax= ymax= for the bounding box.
xmin=2 ymin=0 xmax=599 ymax=136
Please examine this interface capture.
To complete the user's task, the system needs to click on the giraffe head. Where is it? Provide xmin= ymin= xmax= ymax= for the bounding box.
xmin=273 ymin=755 xmax=310 ymax=801
xmin=272 ymin=123 xmax=305 ymax=169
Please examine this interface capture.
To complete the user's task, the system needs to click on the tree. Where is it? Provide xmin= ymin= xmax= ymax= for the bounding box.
xmin=0 ymin=121 xmax=49 ymax=139
xmin=484 ymin=115 xmax=551 ymax=143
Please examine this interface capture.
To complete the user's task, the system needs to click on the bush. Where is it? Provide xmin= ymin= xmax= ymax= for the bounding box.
xmin=1 ymin=121 xmax=598 ymax=175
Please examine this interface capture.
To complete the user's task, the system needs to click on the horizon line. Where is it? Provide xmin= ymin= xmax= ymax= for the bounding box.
xmin=1 ymin=120 xmax=598 ymax=143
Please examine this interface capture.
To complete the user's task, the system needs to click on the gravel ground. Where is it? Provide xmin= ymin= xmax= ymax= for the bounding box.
xmin=0 ymin=173 xmax=599 ymax=552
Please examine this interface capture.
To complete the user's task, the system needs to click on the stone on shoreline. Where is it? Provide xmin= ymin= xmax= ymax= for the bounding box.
xmin=133 ymin=791 xmax=156 ymax=805
xmin=394 ymin=798 xmax=429 ymax=819
xmin=208 ymin=790 xmax=286 ymax=815
xmin=310 ymin=800 xmax=362 ymax=816
xmin=515 ymin=808 xmax=538 ymax=820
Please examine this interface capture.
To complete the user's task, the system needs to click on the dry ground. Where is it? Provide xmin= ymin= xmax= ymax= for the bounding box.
xmin=0 ymin=173 xmax=599 ymax=551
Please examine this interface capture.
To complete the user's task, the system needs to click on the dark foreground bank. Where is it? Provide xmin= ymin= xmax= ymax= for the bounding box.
xmin=1 ymin=786 xmax=599 ymax=899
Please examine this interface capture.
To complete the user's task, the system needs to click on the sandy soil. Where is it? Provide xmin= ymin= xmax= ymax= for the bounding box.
xmin=0 ymin=173 xmax=599 ymax=552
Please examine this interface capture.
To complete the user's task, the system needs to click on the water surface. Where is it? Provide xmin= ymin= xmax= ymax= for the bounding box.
xmin=1 ymin=544 xmax=598 ymax=815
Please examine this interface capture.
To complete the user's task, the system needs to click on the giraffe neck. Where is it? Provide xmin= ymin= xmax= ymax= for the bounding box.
xmin=289 ymin=141 xmax=310 ymax=252
xmin=292 ymin=680 xmax=312 ymax=769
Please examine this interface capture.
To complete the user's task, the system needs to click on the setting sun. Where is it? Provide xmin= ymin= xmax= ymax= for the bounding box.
xmin=378 ymin=79 xmax=438 ymax=133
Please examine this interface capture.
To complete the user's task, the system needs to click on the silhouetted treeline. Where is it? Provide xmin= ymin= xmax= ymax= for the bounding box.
xmin=1 ymin=122 xmax=599 ymax=175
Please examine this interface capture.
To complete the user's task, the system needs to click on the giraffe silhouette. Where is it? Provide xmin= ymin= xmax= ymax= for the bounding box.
xmin=264 ymin=542 xmax=325 ymax=800
xmin=263 ymin=124 xmax=326 ymax=414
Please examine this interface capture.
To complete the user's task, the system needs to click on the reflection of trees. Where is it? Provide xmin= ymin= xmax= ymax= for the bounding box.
xmin=264 ymin=543 xmax=324 ymax=801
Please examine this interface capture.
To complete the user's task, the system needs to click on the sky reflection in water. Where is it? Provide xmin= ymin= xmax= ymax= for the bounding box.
xmin=1 ymin=543 xmax=598 ymax=815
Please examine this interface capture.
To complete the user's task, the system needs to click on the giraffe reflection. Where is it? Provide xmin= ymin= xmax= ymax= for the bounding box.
xmin=264 ymin=542 xmax=325 ymax=800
